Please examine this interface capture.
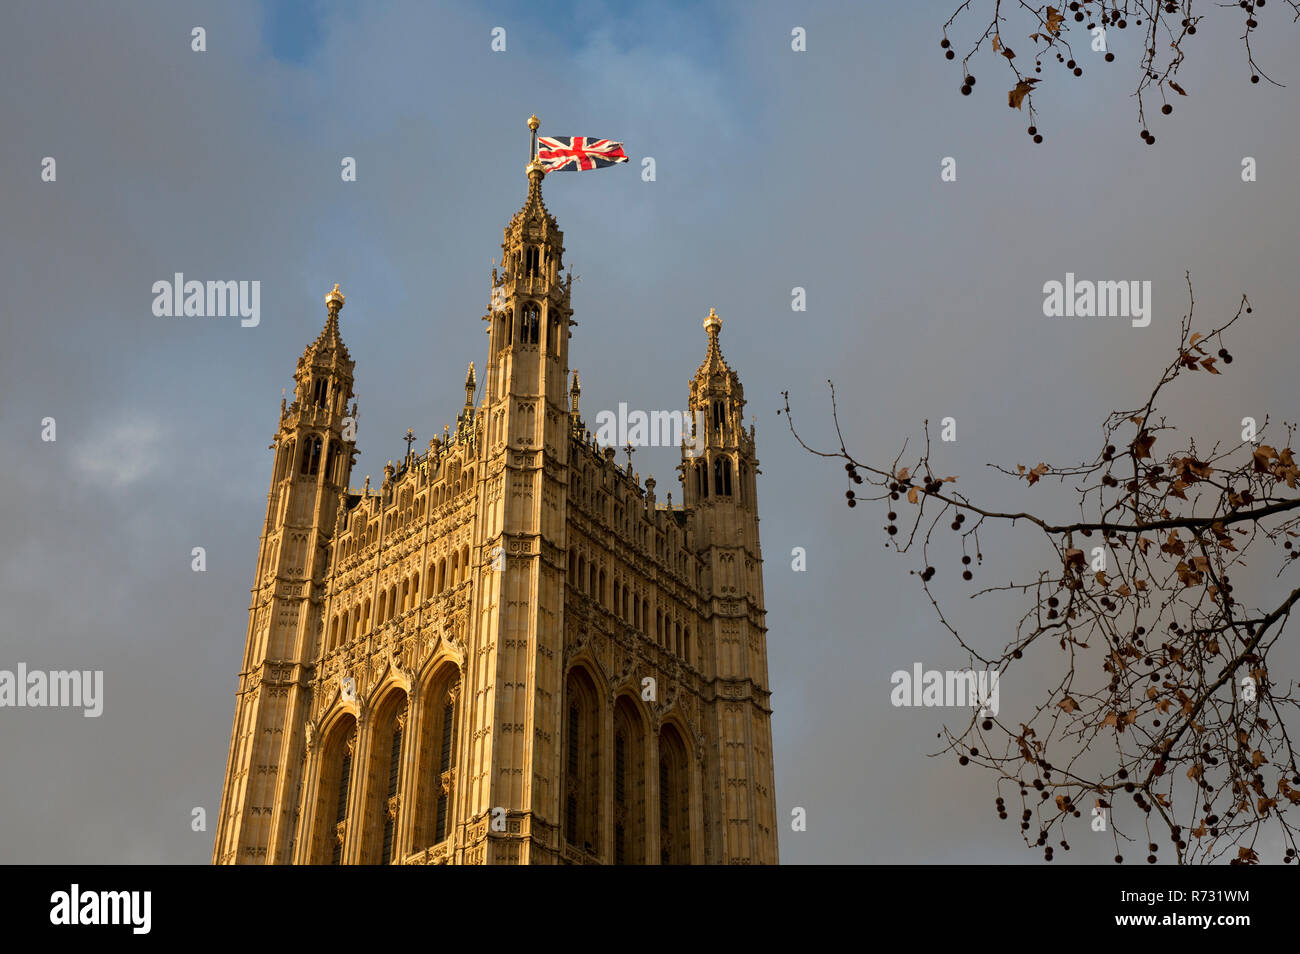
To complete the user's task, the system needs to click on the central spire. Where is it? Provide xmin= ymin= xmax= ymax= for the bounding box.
xmin=484 ymin=116 xmax=572 ymax=403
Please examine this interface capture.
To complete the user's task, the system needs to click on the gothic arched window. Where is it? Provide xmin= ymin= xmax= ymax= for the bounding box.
xmin=301 ymin=436 xmax=323 ymax=476
xmin=525 ymin=246 xmax=540 ymax=278
xmin=327 ymin=440 xmax=344 ymax=484
xmin=658 ymin=724 xmax=691 ymax=864
xmin=613 ymin=696 xmax=648 ymax=864
xmin=361 ymin=693 xmax=407 ymax=865
xmin=311 ymin=717 xmax=356 ymax=864
xmin=313 ymin=378 xmax=328 ymax=408
xmin=417 ymin=666 xmax=460 ymax=848
xmin=381 ymin=715 xmax=403 ymax=864
xmin=278 ymin=439 xmax=295 ymax=482
xmin=563 ymin=667 xmax=602 ymax=854
xmin=713 ymin=458 xmax=732 ymax=496
xmin=434 ymin=695 xmax=455 ymax=842
xmin=521 ymin=303 xmax=540 ymax=345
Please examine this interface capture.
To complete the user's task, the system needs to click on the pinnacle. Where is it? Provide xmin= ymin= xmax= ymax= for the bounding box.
xmin=695 ymin=307 xmax=730 ymax=379
xmin=312 ymin=283 xmax=351 ymax=362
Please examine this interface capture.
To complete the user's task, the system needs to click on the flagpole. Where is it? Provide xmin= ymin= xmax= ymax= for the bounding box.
xmin=528 ymin=114 xmax=539 ymax=162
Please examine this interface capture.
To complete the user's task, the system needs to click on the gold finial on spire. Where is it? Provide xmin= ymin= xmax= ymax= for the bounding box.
xmin=703 ymin=306 xmax=721 ymax=334
xmin=526 ymin=114 xmax=544 ymax=176
xmin=325 ymin=283 xmax=345 ymax=312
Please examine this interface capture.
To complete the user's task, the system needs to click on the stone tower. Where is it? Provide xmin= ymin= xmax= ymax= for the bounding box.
xmin=213 ymin=285 xmax=357 ymax=863
xmin=213 ymin=118 xmax=778 ymax=864
xmin=466 ymin=114 xmax=577 ymax=861
xmin=679 ymin=307 xmax=776 ymax=862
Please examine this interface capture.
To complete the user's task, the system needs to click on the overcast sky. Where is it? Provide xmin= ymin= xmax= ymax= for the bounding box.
xmin=2 ymin=0 xmax=1298 ymax=864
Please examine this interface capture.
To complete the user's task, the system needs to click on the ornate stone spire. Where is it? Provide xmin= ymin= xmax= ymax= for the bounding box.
xmin=313 ymin=283 xmax=350 ymax=360
xmin=511 ymin=115 xmax=557 ymax=233
xmin=463 ymin=362 xmax=477 ymax=419
xmin=695 ymin=307 xmax=731 ymax=380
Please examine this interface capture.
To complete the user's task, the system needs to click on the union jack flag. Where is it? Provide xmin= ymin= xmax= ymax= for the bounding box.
xmin=536 ymin=136 xmax=629 ymax=173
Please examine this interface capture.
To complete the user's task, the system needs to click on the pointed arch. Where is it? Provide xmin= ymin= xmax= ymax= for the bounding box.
xmin=277 ymin=438 xmax=296 ymax=482
xmin=521 ymin=301 xmax=540 ymax=345
xmin=562 ymin=665 xmax=603 ymax=855
xmin=415 ymin=662 xmax=462 ymax=849
xmin=328 ymin=440 xmax=343 ymax=484
xmin=359 ymin=687 xmax=409 ymax=864
xmin=310 ymin=713 xmax=357 ymax=864
xmin=658 ymin=722 xmax=692 ymax=864
xmin=713 ymin=457 xmax=732 ymax=496
xmin=613 ymin=694 xmax=648 ymax=865
xmin=301 ymin=435 xmax=323 ymax=476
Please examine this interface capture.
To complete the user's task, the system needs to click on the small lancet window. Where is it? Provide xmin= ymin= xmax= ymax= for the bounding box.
xmin=525 ymin=246 xmax=541 ymax=278
xmin=313 ymin=378 xmax=328 ymax=408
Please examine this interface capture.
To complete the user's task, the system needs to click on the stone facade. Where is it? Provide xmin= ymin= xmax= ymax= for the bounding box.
xmin=213 ymin=131 xmax=777 ymax=865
